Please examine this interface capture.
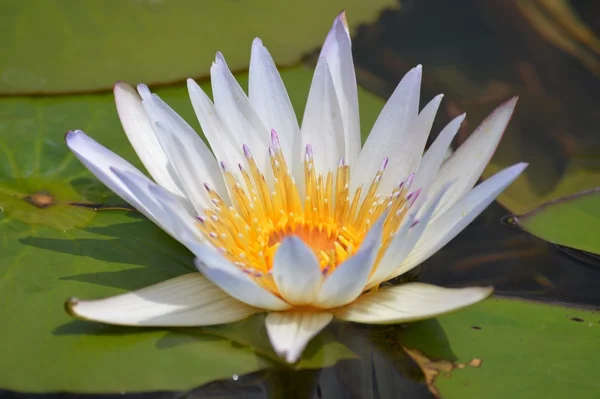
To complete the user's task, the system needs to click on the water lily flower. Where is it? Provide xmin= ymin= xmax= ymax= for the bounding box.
xmin=65 ymin=13 xmax=526 ymax=364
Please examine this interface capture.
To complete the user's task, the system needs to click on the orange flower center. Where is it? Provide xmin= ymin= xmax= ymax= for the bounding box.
xmin=196 ymin=132 xmax=418 ymax=291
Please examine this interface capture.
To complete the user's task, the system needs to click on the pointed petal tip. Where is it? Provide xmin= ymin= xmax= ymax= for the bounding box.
xmin=186 ymin=78 xmax=205 ymax=96
xmin=266 ymin=311 xmax=333 ymax=364
xmin=64 ymin=129 xmax=77 ymax=142
xmin=136 ymin=83 xmax=151 ymax=100
xmin=64 ymin=296 xmax=80 ymax=318
xmin=113 ymin=81 xmax=134 ymax=94
xmin=505 ymin=162 xmax=529 ymax=178
xmin=64 ymin=296 xmax=99 ymax=323
xmin=252 ymin=37 xmax=264 ymax=48
xmin=399 ymin=64 xmax=422 ymax=85
xmin=426 ymin=93 xmax=444 ymax=108
xmin=215 ymin=51 xmax=226 ymax=64
xmin=186 ymin=78 xmax=198 ymax=93
xmin=286 ymin=353 xmax=298 ymax=363
xmin=497 ymin=95 xmax=519 ymax=113
xmin=64 ymin=129 xmax=88 ymax=146
xmin=114 ymin=82 xmax=143 ymax=105
xmin=335 ymin=10 xmax=349 ymax=31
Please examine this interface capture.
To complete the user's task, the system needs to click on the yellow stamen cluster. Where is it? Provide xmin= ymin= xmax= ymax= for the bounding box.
xmin=197 ymin=131 xmax=417 ymax=282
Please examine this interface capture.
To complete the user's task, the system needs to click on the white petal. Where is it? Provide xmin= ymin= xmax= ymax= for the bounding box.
xmin=335 ymin=283 xmax=493 ymax=324
xmin=313 ymin=214 xmax=386 ymax=309
xmin=187 ymin=79 xmax=247 ymax=185
xmin=65 ymin=130 xmax=195 ymax=240
xmin=67 ymin=274 xmax=258 ymax=326
xmin=211 ymin=53 xmax=270 ymax=174
xmin=151 ymin=123 xmax=213 ymax=213
xmin=113 ymin=82 xmax=185 ymax=197
xmin=188 ymin=243 xmax=291 ymax=311
xmin=380 ymin=93 xmax=443 ymax=193
xmin=412 ymin=114 xmax=465 ymax=193
xmin=366 ymin=212 xmax=416 ymax=287
xmin=249 ymin=38 xmax=300 ymax=171
xmin=352 ymin=66 xmax=422 ymax=193
xmin=429 ymin=97 xmax=518 ymax=218
xmin=265 ymin=311 xmax=333 ymax=363
xmin=320 ymin=12 xmax=360 ymax=165
xmin=368 ymin=182 xmax=451 ymax=287
xmin=111 ymin=169 xmax=204 ymax=244
xmin=138 ymin=90 xmax=229 ymax=212
xmin=271 ymin=236 xmax=322 ymax=305
xmin=300 ymin=57 xmax=345 ymax=174
xmin=394 ymin=162 xmax=528 ymax=276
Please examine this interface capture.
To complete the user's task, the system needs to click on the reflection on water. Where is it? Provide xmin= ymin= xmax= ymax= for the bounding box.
xmin=4 ymin=0 xmax=600 ymax=397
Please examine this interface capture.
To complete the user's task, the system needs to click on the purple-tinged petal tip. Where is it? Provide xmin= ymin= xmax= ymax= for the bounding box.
xmin=380 ymin=158 xmax=389 ymax=172
xmin=305 ymin=145 xmax=313 ymax=158
xmin=405 ymin=173 xmax=415 ymax=188
xmin=271 ymin=129 xmax=280 ymax=147
xmin=242 ymin=144 xmax=252 ymax=158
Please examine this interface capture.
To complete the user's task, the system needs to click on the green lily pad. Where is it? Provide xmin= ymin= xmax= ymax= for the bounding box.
xmin=512 ymin=187 xmax=600 ymax=255
xmin=0 ymin=210 xmax=275 ymax=393
xmin=0 ymin=66 xmax=383 ymax=392
xmin=398 ymin=297 xmax=600 ymax=398
xmin=0 ymin=0 xmax=396 ymax=94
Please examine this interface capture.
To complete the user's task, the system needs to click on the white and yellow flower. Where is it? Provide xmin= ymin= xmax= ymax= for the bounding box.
xmin=65 ymin=13 xmax=526 ymax=363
